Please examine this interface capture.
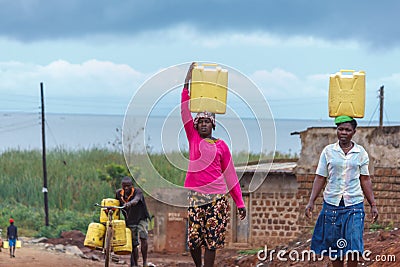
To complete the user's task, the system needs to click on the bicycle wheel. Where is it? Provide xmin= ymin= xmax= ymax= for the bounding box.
xmin=104 ymin=226 xmax=113 ymax=267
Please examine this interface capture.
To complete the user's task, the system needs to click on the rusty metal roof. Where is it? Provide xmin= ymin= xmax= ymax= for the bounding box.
xmin=235 ymin=161 xmax=297 ymax=173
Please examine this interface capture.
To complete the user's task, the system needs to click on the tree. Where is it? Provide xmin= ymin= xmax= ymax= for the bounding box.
xmin=97 ymin=163 xmax=131 ymax=188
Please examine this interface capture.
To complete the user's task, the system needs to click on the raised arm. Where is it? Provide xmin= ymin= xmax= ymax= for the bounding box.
xmin=185 ymin=62 xmax=196 ymax=87
xmin=181 ymin=63 xmax=196 ymax=137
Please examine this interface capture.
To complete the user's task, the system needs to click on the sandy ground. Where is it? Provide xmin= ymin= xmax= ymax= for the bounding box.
xmin=0 ymin=243 xmax=110 ymax=267
xmin=0 ymin=242 xmax=212 ymax=267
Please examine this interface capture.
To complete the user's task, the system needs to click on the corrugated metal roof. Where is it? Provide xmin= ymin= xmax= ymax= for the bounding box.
xmin=235 ymin=161 xmax=297 ymax=173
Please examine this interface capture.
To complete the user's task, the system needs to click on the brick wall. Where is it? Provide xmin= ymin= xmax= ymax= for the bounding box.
xmin=226 ymin=172 xmax=301 ymax=248
xmin=250 ymin=191 xmax=300 ymax=247
xmin=370 ymin=168 xmax=400 ymax=224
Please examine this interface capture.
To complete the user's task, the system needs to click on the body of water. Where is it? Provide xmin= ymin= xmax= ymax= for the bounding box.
xmin=0 ymin=112 xmax=387 ymax=155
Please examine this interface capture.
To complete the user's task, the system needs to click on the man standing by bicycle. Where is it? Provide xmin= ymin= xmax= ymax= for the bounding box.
xmin=116 ymin=176 xmax=151 ymax=267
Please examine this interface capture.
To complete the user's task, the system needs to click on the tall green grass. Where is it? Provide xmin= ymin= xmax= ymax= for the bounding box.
xmin=0 ymin=148 xmax=122 ymax=236
xmin=0 ymin=148 xmax=123 ymax=211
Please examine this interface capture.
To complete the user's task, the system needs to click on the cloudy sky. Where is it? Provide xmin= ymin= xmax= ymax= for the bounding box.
xmin=1 ymin=0 xmax=400 ymax=123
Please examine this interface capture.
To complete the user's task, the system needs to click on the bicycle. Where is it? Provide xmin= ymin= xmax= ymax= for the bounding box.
xmin=95 ymin=203 xmax=126 ymax=267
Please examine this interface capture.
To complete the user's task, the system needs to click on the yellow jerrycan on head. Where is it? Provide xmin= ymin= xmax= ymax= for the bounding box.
xmin=328 ymin=69 xmax=365 ymax=118
xmin=190 ymin=63 xmax=228 ymax=114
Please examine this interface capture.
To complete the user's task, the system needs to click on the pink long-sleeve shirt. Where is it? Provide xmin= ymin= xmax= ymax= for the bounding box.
xmin=181 ymin=87 xmax=245 ymax=208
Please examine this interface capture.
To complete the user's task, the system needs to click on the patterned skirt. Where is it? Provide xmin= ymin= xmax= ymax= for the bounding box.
xmin=187 ymin=191 xmax=230 ymax=250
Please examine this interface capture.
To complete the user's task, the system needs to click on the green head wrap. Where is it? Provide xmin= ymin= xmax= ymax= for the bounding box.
xmin=334 ymin=115 xmax=353 ymax=124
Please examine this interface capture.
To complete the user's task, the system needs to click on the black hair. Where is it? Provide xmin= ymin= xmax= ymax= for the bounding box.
xmin=121 ymin=176 xmax=133 ymax=184
xmin=336 ymin=119 xmax=357 ymax=130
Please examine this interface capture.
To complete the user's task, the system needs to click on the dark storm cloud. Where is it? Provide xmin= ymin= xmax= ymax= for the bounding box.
xmin=1 ymin=0 xmax=399 ymax=48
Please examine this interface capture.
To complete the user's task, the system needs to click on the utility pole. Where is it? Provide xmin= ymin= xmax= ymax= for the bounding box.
xmin=379 ymin=85 xmax=384 ymax=128
xmin=41 ymin=82 xmax=49 ymax=226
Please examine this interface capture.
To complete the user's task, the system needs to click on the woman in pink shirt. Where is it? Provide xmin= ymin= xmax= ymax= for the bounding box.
xmin=182 ymin=63 xmax=246 ymax=267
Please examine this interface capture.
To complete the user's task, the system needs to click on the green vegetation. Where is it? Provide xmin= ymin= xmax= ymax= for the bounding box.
xmin=0 ymin=147 xmax=296 ymax=238
xmin=0 ymin=148 xmax=123 ymax=237
xmin=0 ymin=201 xmax=97 ymax=238
xmin=0 ymin=148 xmax=123 ymax=211
xmin=238 ymin=247 xmax=263 ymax=255
xmin=369 ymin=221 xmax=395 ymax=232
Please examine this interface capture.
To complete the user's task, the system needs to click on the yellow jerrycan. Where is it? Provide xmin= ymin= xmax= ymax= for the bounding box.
xmin=190 ymin=63 xmax=228 ymax=114
xmin=1 ymin=240 xmax=21 ymax=248
xmin=108 ymin=219 xmax=127 ymax=247
xmin=84 ymin=222 xmax=106 ymax=249
xmin=113 ymin=227 xmax=133 ymax=255
xmin=329 ymin=69 xmax=365 ymax=118
xmin=99 ymin=198 xmax=120 ymax=223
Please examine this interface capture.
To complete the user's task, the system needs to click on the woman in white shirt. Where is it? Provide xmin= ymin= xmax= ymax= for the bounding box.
xmin=305 ymin=115 xmax=378 ymax=267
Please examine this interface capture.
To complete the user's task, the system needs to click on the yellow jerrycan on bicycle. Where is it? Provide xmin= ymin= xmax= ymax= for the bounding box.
xmin=84 ymin=199 xmax=129 ymax=267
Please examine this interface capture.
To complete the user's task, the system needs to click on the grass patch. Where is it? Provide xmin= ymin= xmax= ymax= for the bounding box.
xmin=238 ymin=247 xmax=263 ymax=255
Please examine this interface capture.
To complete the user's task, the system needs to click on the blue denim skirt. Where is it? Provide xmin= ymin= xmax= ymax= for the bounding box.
xmin=311 ymin=199 xmax=365 ymax=258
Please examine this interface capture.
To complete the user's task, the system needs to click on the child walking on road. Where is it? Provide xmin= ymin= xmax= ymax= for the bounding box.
xmin=7 ymin=218 xmax=18 ymax=258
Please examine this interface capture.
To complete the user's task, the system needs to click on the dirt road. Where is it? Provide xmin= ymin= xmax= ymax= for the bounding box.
xmin=0 ymin=228 xmax=398 ymax=267
xmin=0 ymin=243 xmax=247 ymax=267
xmin=0 ymin=243 xmax=110 ymax=267
xmin=0 ymin=241 xmax=195 ymax=267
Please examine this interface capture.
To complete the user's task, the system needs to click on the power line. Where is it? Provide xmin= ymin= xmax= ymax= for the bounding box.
xmin=45 ymin=120 xmax=60 ymax=148
xmin=0 ymin=108 xmax=39 ymax=113
xmin=0 ymin=117 xmax=38 ymax=128
xmin=45 ymin=120 xmax=68 ymax=166
xmin=0 ymin=122 xmax=39 ymax=133
xmin=384 ymin=109 xmax=391 ymax=126
xmin=367 ymin=102 xmax=380 ymax=126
